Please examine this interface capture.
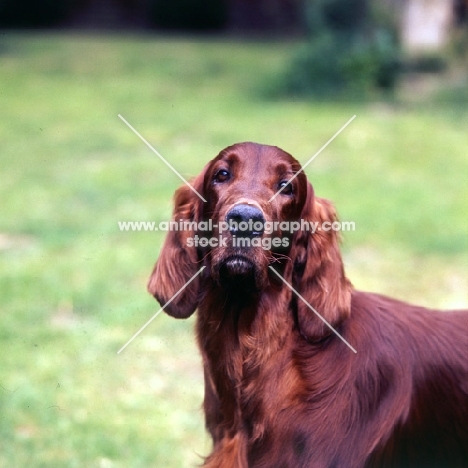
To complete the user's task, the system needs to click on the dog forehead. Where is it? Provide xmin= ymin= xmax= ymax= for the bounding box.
xmin=214 ymin=142 xmax=297 ymax=171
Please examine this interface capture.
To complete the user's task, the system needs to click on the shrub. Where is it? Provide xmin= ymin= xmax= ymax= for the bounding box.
xmin=282 ymin=0 xmax=401 ymax=98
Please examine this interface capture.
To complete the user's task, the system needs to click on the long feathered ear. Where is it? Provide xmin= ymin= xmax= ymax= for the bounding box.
xmin=291 ymin=183 xmax=352 ymax=340
xmin=147 ymin=176 xmax=204 ymax=318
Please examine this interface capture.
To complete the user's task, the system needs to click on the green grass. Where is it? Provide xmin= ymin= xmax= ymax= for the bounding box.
xmin=0 ymin=33 xmax=467 ymax=467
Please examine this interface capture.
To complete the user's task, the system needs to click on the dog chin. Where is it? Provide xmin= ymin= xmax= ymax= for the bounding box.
xmin=214 ymin=255 xmax=264 ymax=291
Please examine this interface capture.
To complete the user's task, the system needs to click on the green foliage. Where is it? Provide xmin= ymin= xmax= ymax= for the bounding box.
xmin=283 ymin=0 xmax=401 ymax=98
xmin=285 ymin=32 xmax=400 ymax=98
xmin=305 ymin=0 xmax=368 ymax=36
xmin=285 ymin=35 xmax=347 ymax=95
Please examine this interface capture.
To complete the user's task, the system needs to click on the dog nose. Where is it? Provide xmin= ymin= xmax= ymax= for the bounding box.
xmin=226 ymin=204 xmax=265 ymax=238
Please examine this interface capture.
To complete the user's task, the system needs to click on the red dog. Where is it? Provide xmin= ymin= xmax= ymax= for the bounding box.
xmin=148 ymin=142 xmax=468 ymax=467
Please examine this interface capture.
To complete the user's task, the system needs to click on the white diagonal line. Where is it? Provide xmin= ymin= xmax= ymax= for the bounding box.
xmin=118 ymin=114 xmax=207 ymax=203
xmin=268 ymin=266 xmax=357 ymax=353
xmin=269 ymin=115 xmax=356 ymax=202
xmin=117 ymin=266 xmax=206 ymax=354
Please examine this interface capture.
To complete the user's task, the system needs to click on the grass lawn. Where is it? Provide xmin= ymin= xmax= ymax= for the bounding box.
xmin=0 ymin=33 xmax=467 ymax=467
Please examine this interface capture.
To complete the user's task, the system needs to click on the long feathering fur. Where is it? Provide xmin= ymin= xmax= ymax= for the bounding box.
xmin=290 ymin=186 xmax=352 ymax=339
xmin=147 ymin=172 xmax=205 ymax=318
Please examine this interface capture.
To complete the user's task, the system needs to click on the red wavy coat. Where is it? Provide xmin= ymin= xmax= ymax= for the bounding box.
xmin=148 ymin=143 xmax=468 ymax=468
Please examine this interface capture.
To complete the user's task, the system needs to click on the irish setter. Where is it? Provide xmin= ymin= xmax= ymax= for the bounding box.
xmin=148 ymin=142 xmax=468 ymax=468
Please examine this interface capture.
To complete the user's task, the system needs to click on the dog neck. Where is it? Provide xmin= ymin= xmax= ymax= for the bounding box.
xmin=196 ymin=280 xmax=298 ymax=443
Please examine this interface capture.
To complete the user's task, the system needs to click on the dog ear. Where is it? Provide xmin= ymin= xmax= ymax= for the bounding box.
xmin=290 ymin=183 xmax=352 ymax=340
xmin=147 ymin=174 xmax=205 ymax=318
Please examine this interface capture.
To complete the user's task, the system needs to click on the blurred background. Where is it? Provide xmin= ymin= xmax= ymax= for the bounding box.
xmin=0 ymin=1 xmax=467 ymax=467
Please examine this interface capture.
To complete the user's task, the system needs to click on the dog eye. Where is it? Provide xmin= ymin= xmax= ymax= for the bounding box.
xmin=213 ymin=169 xmax=230 ymax=183
xmin=278 ymin=180 xmax=293 ymax=195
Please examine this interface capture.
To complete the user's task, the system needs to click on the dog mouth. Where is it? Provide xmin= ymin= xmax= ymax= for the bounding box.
xmin=217 ymin=254 xmax=260 ymax=292
xmin=214 ymin=250 xmax=268 ymax=292
xmin=220 ymin=255 xmax=255 ymax=277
